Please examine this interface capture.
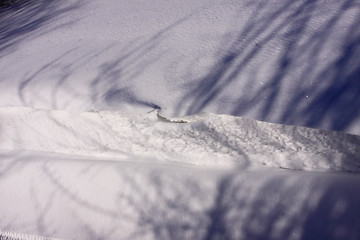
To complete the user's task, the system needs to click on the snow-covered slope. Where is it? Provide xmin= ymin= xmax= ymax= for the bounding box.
xmin=0 ymin=0 xmax=359 ymax=134
xmin=1 ymin=150 xmax=360 ymax=240
xmin=1 ymin=0 xmax=360 ymax=239
xmin=0 ymin=107 xmax=359 ymax=239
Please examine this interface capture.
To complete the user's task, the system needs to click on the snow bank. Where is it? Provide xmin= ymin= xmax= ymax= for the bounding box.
xmin=1 ymin=0 xmax=360 ymax=239
xmin=0 ymin=107 xmax=359 ymax=172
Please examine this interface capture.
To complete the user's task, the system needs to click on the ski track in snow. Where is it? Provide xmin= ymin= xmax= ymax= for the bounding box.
xmin=0 ymin=107 xmax=359 ymax=173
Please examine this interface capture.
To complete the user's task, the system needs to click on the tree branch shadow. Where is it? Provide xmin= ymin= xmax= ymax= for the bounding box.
xmin=0 ymin=0 xmax=84 ymax=58
xmin=176 ymin=0 xmax=360 ymax=133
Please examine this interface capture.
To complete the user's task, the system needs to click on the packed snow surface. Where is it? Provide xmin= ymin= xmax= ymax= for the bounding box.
xmin=1 ymin=0 xmax=360 ymax=239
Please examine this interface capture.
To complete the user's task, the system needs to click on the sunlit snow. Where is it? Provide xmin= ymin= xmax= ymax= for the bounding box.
xmin=0 ymin=0 xmax=359 ymax=239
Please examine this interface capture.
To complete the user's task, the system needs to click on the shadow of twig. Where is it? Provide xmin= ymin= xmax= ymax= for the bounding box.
xmin=177 ymin=0 xmax=360 ymax=133
xmin=0 ymin=0 xmax=84 ymax=57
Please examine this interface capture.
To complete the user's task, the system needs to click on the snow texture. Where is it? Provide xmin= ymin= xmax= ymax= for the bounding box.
xmin=0 ymin=107 xmax=359 ymax=172
xmin=0 ymin=0 xmax=360 ymax=239
xmin=1 ymin=150 xmax=360 ymax=240
xmin=0 ymin=0 xmax=359 ymax=133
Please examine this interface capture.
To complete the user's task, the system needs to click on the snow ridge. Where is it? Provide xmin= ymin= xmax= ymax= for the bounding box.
xmin=0 ymin=107 xmax=359 ymax=172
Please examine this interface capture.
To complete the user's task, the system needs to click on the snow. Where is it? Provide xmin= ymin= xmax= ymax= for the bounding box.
xmin=0 ymin=0 xmax=360 ymax=239
xmin=1 ymin=0 xmax=360 ymax=133
xmin=1 ymin=107 xmax=359 ymax=172
xmin=1 ymin=107 xmax=359 ymax=239
xmin=1 ymin=150 xmax=360 ymax=240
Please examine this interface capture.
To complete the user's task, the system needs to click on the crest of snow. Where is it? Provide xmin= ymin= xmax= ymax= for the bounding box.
xmin=0 ymin=107 xmax=359 ymax=172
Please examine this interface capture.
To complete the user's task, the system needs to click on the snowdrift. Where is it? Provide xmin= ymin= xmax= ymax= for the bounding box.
xmin=1 ymin=0 xmax=360 ymax=239
xmin=0 ymin=107 xmax=360 ymax=239
xmin=1 ymin=107 xmax=359 ymax=172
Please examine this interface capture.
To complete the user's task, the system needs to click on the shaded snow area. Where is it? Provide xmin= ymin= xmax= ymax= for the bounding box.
xmin=0 ymin=0 xmax=360 ymax=239
xmin=1 ymin=0 xmax=360 ymax=134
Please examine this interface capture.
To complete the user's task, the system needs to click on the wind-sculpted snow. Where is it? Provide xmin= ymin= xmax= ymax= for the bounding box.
xmin=0 ymin=107 xmax=359 ymax=173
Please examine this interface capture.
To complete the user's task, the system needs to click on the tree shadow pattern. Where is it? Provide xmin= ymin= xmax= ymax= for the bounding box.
xmin=10 ymin=0 xmax=360 ymax=133
xmin=0 ymin=0 xmax=83 ymax=57
xmin=1 ymin=1 xmax=360 ymax=238
xmin=0 ymin=151 xmax=359 ymax=240
xmin=177 ymin=0 xmax=360 ymax=133
xmin=27 ymin=160 xmax=360 ymax=239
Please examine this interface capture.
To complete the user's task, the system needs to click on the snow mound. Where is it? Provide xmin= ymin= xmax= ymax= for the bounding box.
xmin=1 ymin=107 xmax=359 ymax=172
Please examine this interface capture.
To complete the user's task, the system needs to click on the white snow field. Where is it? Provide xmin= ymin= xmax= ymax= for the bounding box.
xmin=0 ymin=0 xmax=360 ymax=239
